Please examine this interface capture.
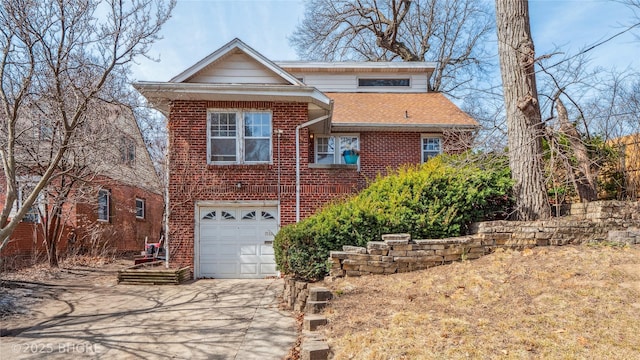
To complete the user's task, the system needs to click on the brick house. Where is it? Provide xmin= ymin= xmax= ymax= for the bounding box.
xmin=0 ymin=106 xmax=163 ymax=267
xmin=135 ymin=38 xmax=478 ymax=279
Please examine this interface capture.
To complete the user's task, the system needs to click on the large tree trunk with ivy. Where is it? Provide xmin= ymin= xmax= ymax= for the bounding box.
xmin=495 ymin=0 xmax=550 ymax=220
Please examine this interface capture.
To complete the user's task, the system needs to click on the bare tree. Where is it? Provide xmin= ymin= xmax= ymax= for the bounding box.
xmin=290 ymin=0 xmax=495 ymax=93
xmin=0 ymin=0 xmax=175 ymax=253
xmin=494 ymin=0 xmax=550 ymax=220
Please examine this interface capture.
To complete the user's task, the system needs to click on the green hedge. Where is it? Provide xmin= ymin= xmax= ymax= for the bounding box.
xmin=274 ymin=155 xmax=514 ymax=281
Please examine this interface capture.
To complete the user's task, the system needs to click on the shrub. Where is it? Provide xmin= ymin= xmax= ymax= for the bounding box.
xmin=274 ymin=155 xmax=514 ymax=281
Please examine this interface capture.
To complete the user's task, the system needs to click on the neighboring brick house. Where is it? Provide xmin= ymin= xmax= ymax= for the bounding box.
xmin=0 ymin=106 xmax=163 ymax=267
xmin=135 ymin=38 xmax=478 ymax=279
xmin=611 ymin=133 xmax=640 ymax=199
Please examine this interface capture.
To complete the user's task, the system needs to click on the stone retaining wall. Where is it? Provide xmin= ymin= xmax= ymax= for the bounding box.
xmin=330 ymin=200 xmax=640 ymax=277
xmin=282 ymin=201 xmax=640 ymax=311
xmin=283 ymin=277 xmax=311 ymax=312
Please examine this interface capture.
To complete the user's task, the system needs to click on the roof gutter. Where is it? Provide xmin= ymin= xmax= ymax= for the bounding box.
xmin=331 ymin=123 xmax=479 ymax=133
xmin=295 ymin=111 xmax=332 ymax=222
xmin=133 ymin=82 xmax=331 ymax=114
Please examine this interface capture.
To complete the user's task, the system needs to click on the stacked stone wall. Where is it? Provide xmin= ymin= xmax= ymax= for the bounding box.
xmin=330 ymin=200 xmax=640 ymax=277
xmin=282 ymin=201 xmax=640 ymax=312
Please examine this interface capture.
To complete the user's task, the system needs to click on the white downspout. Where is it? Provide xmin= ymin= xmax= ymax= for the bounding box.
xmin=295 ymin=114 xmax=331 ymax=222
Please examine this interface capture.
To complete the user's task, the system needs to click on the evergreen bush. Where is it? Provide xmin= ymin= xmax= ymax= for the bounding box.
xmin=274 ymin=155 xmax=514 ymax=281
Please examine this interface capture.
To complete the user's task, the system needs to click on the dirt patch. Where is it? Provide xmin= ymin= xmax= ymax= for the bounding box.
xmin=321 ymin=245 xmax=640 ymax=359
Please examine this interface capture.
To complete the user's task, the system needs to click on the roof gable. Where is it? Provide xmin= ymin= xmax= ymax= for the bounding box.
xmin=170 ymin=38 xmax=302 ymax=85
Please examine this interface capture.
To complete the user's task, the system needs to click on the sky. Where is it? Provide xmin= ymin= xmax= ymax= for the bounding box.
xmin=131 ymin=0 xmax=640 ymax=83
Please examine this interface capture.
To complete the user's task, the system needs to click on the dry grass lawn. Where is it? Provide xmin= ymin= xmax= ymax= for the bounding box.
xmin=320 ymin=245 xmax=640 ymax=359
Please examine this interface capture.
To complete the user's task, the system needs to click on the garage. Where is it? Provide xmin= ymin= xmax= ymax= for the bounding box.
xmin=196 ymin=205 xmax=279 ymax=279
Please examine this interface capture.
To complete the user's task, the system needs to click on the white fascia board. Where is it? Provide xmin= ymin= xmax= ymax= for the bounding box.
xmin=170 ymin=38 xmax=304 ymax=86
xmin=133 ymin=82 xmax=332 ymax=109
xmin=276 ymin=61 xmax=438 ymax=71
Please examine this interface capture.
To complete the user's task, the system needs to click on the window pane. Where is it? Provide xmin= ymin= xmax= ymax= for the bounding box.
xmin=316 ymin=137 xmax=335 ymax=163
xmin=98 ymin=190 xmax=109 ymax=221
xmin=119 ymin=137 xmax=136 ymax=166
xmin=422 ymin=138 xmax=441 ymax=161
xmin=135 ymin=199 xmax=144 ymax=218
xmin=210 ymin=112 xmax=238 ymax=162
xmin=19 ymin=182 xmax=40 ymax=223
xmin=316 ymin=153 xmax=334 ymax=164
xmin=211 ymin=138 xmax=236 ymax=162
xmin=244 ymin=112 xmax=271 ymax=162
xmin=245 ymin=139 xmax=270 ymax=162
xmin=211 ymin=113 xmax=237 ymax=136
xmin=339 ymin=136 xmax=359 ymax=164
xmin=358 ymin=78 xmax=410 ymax=87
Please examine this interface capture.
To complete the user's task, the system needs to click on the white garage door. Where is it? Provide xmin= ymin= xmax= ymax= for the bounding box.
xmin=197 ymin=206 xmax=278 ymax=279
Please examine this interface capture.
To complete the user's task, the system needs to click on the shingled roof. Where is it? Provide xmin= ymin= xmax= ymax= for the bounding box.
xmin=327 ymin=92 xmax=479 ymax=131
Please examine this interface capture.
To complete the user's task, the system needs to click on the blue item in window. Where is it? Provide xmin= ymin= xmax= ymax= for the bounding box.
xmin=342 ymin=150 xmax=359 ymax=164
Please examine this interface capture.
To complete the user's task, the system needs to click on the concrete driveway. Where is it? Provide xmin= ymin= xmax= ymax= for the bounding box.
xmin=0 ymin=275 xmax=296 ymax=359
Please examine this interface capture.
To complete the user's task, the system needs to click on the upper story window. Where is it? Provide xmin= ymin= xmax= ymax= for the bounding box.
xmin=98 ymin=189 xmax=110 ymax=222
xmin=315 ymin=134 xmax=359 ymax=164
xmin=208 ymin=110 xmax=272 ymax=164
xmin=119 ymin=136 xmax=136 ymax=166
xmin=358 ymin=78 xmax=410 ymax=87
xmin=39 ymin=118 xmax=54 ymax=140
xmin=422 ymin=136 xmax=442 ymax=162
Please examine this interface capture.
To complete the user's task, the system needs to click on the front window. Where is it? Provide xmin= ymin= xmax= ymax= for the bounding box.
xmin=422 ymin=136 xmax=442 ymax=162
xmin=315 ymin=134 xmax=359 ymax=164
xmin=98 ymin=189 xmax=110 ymax=222
xmin=208 ymin=111 xmax=272 ymax=164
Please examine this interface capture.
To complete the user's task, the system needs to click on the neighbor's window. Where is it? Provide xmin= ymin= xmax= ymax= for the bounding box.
xmin=39 ymin=118 xmax=54 ymax=140
xmin=119 ymin=136 xmax=136 ymax=166
xmin=421 ymin=136 xmax=442 ymax=162
xmin=14 ymin=180 xmax=41 ymax=223
xmin=98 ymin=189 xmax=110 ymax=222
xmin=135 ymin=198 xmax=145 ymax=219
xmin=315 ymin=134 xmax=359 ymax=164
xmin=208 ymin=111 xmax=272 ymax=164
xmin=358 ymin=78 xmax=410 ymax=87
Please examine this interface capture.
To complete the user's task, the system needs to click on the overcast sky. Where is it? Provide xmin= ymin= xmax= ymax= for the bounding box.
xmin=131 ymin=0 xmax=639 ymax=82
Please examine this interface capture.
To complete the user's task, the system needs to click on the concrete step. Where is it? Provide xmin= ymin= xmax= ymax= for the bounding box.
xmin=301 ymin=340 xmax=330 ymax=360
xmin=309 ymin=287 xmax=333 ymax=302
xmin=304 ymin=314 xmax=328 ymax=331
xmin=305 ymin=300 xmax=328 ymax=314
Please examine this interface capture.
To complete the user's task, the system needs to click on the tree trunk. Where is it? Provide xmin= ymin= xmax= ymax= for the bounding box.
xmin=47 ymin=205 xmax=61 ymax=268
xmin=555 ymin=97 xmax=598 ymax=202
xmin=495 ymin=0 xmax=551 ymax=220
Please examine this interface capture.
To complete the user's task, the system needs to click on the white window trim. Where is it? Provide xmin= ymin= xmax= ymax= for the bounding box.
xmin=207 ymin=109 xmax=273 ymax=165
xmin=314 ymin=133 xmax=360 ymax=165
xmin=11 ymin=176 xmax=43 ymax=223
xmin=98 ymin=189 xmax=110 ymax=222
xmin=135 ymin=198 xmax=145 ymax=219
xmin=421 ymin=135 xmax=443 ymax=163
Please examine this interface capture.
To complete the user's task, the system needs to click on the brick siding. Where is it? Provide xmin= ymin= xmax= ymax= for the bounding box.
xmin=1 ymin=175 xmax=163 ymax=268
xmin=168 ymin=100 xmax=467 ymax=270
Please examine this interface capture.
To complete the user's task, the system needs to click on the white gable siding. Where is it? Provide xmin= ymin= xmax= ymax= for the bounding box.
xmin=289 ymin=72 xmax=429 ymax=92
xmin=188 ymin=52 xmax=289 ymax=85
